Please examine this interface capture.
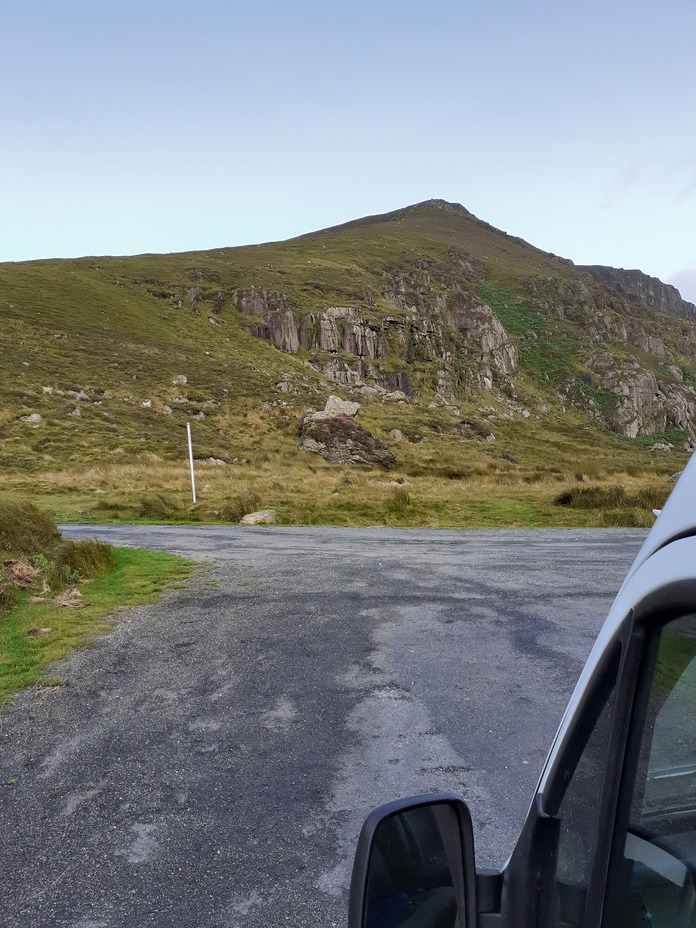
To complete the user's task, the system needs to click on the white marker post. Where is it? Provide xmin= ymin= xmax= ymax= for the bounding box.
xmin=187 ymin=421 xmax=197 ymax=504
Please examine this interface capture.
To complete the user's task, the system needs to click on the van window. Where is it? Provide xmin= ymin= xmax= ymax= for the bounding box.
xmin=604 ymin=613 xmax=696 ymax=928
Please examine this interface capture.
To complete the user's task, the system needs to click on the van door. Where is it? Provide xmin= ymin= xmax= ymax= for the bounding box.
xmin=521 ymin=601 xmax=696 ymax=927
xmin=600 ymin=611 xmax=696 ymax=928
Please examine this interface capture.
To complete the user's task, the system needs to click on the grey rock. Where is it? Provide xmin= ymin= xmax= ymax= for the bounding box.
xmin=240 ymin=509 xmax=278 ymax=525
xmin=581 ymin=265 xmax=696 ymax=322
xmin=324 ymin=395 xmax=360 ymax=417
xmin=172 ymin=375 xmax=188 ymax=386
xmin=298 ymin=413 xmax=396 ymax=467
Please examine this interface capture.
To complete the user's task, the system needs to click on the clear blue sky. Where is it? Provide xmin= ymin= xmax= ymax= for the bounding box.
xmin=3 ymin=0 xmax=695 ymax=301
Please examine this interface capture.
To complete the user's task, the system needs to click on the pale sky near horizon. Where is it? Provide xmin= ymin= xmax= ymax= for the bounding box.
xmin=3 ymin=0 xmax=696 ymax=302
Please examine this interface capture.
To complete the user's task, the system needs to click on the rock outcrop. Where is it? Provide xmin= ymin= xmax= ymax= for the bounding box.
xmin=232 ymin=264 xmax=696 ymax=442
xmin=523 ymin=275 xmax=696 ymax=441
xmin=323 ymin=395 xmax=361 ymax=417
xmin=232 ymin=261 xmax=518 ymax=401
xmin=298 ymin=413 xmax=397 ymax=467
xmin=298 ymin=397 xmax=395 ymax=467
xmin=581 ymin=351 xmax=696 ymax=442
xmin=581 ymin=266 xmax=696 ymax=322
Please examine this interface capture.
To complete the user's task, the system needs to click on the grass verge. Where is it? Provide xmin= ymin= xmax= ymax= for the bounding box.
xmin=0 ymin=546 xmax=191 ymax=702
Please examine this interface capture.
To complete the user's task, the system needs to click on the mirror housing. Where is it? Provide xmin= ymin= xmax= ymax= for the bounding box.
xmin=348 ymin=793 xmax=477 ymax=928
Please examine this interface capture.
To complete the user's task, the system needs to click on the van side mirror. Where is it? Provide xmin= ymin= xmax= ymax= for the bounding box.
xmin=348 ymin=794 xmax=477 ymax=928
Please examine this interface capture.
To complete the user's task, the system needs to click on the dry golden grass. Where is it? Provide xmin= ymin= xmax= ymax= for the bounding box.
xmin=1 ymin=384 xmax=684 ymax=529
xmin=0 ymin=453 xmax=675 ymax=529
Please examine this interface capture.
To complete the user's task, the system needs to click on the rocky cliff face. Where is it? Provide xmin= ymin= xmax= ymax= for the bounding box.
xmin=232 ymin=264 xmax=518 ymax=400
xmin=522 ymin=273 xmax=696 ymax=444
xmin=582 ymin=352 xmax=696 ymax=439
xmin=581 ymin=265 xmax=696 ymax=322
xmin=230 ymin=253 xmax=696 ymax=446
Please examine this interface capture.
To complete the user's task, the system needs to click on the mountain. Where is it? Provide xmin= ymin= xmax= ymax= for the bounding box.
xmin=1 ymin=199 xmax=694 ymax=525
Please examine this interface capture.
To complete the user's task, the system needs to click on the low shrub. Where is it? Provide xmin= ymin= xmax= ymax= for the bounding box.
xmin=554 ymin=485 xmax=627 ymax=509
xmin=0 ymin=503 xmax=119 ymax=621
xmin=633 ymin=486 xmax=670 ymax=509
xmin=219 ymin=493 xmax=261 ymax=523
xmin=57 ymin=538 xmax=116 ymax=578
xmin=385 ymin=487 xmax=411 ymax=514
xmin=0 ymin=500 xmax=60 ymax=555
xmin=32 ymin=553 xmax=79 ymax=593
xmin=597 ymin=508 xmax=656 ymax=528
xmin=554 ymin=484 xmax=669 ymax=511
xmin=93 ymin=498 xmax=125 ymax=513
xmin=137 ymin=493 xmax=182 ymax=521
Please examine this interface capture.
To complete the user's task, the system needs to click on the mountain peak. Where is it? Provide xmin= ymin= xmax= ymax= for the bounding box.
xmin=407 ymin=198 xmax=472 ymax=216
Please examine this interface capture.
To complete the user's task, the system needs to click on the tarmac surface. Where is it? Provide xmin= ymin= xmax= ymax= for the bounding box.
xmin=0 ymin=525 xmax=646 ymax=927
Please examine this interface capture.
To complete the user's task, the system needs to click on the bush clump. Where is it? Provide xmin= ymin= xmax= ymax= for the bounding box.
xmin=554 ymin=484 xmax=669 ymax=511
xmin=0 ymin=500 xmax=60 ymax=555
xmin=385 ymin=487 xmax=411 ymax=514
xmin=219 ymin=493 xmax=261 ymax=523
xmin=0 ymin=506 xmax=118 ymax=609
xmin=137 ymin=493 xmax=182 ymax=521
xmin=57 ymin=538 xmax=116 ymax=578
xmin=29 ymin=539 xmax=116 ymax=594
xmin=633 ymin=485 xmax=671 ymax=509
xmin=32 ymin=553 xmax=79 ymax=593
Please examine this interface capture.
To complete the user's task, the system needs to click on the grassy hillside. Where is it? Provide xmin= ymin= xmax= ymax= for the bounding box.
xmin=0 ymin=200 xmax=690 ymax=527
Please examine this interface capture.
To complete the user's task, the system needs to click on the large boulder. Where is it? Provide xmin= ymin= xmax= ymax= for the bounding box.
xmin=324 ymin=395 xmax=360 ymax=417
xmin=298 ymin=412 xmax=396 ymax=467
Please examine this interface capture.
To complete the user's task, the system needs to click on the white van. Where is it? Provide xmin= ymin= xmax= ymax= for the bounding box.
xmin=349 ymin=455 xmax=696 ymax=928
